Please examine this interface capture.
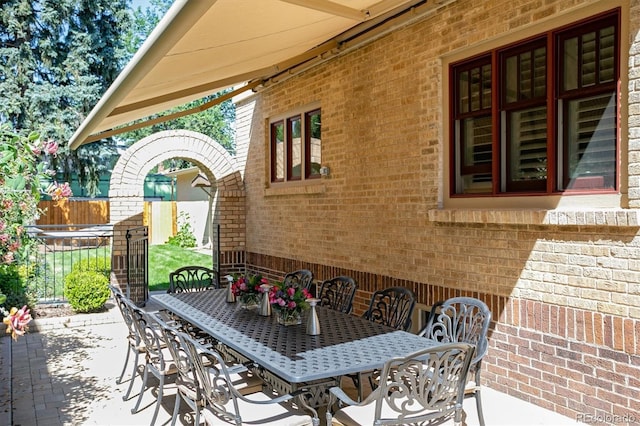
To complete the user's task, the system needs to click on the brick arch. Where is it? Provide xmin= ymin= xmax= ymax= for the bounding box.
xmin=108 ymin=130 xmax=245 ymax=300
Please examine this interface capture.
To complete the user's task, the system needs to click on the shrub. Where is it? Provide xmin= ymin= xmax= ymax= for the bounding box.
xmin=71 ymin=257 xmax=111 ymax=278
xmin=166 ymin=212 xmax=196 ymax=248
xmin=64 ymin=270 xmax=110 ymax=313
xmin=0 ymin=264 xmax=35 ymax=312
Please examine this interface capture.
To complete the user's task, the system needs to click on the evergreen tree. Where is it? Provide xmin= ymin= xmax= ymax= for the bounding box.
xmin=0 ymin=0 xmax=130 ymax=196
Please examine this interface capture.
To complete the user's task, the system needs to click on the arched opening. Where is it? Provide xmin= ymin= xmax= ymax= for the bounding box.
xmin=108 ymin=129 xmax=245 ymax=300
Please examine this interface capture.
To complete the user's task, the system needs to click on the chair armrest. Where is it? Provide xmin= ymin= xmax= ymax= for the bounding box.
xmin=329 ymin=387 xmax=358 ymax=406
xmin=329 ymin=386 xmax=380 ymax=407
xmin=234 ymin=388 xmax=305 ymax=405
xmin=226 ymin=363 xmax=249 ymax=375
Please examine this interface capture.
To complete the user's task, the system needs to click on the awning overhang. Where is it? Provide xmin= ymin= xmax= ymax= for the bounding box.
xmin=69 ymin=0 xmax=431 ymax=149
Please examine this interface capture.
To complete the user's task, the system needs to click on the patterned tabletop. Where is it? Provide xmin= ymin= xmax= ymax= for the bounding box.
xmin=152 ymin=289 xmax=435 ymax=383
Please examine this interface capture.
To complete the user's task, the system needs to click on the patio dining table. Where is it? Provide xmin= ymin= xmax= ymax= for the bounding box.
xmin=151 ymin=289 xmax=436 ymax=424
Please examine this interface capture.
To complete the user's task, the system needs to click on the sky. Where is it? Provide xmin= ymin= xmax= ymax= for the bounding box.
xmin=131 ymin=0 xmax=152 ymax=9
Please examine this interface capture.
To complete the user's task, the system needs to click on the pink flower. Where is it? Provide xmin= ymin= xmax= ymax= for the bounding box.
xmin=47 ymin=182 xmax=73 ymax=201
xmin=287 ymin=287 xmax=296 ymax=297
xmin=287 ymin=301 xmax=297 ymax=309
xmin=0 ymin=222 xmax=5 ymax=232
xmin=43 ymin=140 xmax=58 ymax=155
xmin=31 ymin=144 xmax=42 ymax=155
xmin=3 ymin=252 xmax=14 ymax=263
xmin=0 ymin=234 xmax=8 ymax=243
xmin=3 ymin=305 xmax=32 ymax=340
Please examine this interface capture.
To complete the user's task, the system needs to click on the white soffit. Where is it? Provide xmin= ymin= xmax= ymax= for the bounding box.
xmin=69 ymin=0 xmax=419 ymax=149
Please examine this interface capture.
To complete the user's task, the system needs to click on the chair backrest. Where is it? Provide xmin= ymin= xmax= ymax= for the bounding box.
xmin=169 ymin=265 xmax=219 ymax=293
xmin=177 ymin=331 xmax=244 ymax=422
xmin=110 ymin=285 xmax=139 ymax=342
xmin=282 ymin=269 xmax=314 ymax=291
xmin=153 ymin=313 xmax=197 ymax=387
xmin=125 ymin=299 xmax=171 ymax=370
xmin=419 ymin=297 xmax=492 ymax=365
xmin=363 ymin=286 xmax=416 ymax=331
xmin=373 ymin=342 xmax=474 ymax=425
xmin=318 ymin=276 xmax=358 ymax=313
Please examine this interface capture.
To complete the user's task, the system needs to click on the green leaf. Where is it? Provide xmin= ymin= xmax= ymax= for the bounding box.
xmin=5 ymin=176 xmax=26 ymax=191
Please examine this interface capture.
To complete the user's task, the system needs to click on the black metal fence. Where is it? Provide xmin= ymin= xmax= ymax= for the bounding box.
xmin=23 ymin=224 xmax=113 ymax=303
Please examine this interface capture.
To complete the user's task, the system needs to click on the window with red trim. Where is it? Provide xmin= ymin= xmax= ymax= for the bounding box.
xmin=450 ymin=10 xmax=619 ymax=195
xmin=270 ymin=108 xmax=321 ymax=183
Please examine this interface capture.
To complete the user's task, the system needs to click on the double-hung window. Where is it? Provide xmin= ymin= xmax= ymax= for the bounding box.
xmin=451 ymin=10 xmax=619 ymax=196
xmin=270 ymin=108 xmax=321 ymax=183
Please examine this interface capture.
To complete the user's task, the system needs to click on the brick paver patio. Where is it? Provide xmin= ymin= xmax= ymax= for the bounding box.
xmin=0 ymin=296 xmax=581 ymax=425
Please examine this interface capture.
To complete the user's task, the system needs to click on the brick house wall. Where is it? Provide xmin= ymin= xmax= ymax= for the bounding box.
xmin=234 ymin=0 xmax=640 ymax=423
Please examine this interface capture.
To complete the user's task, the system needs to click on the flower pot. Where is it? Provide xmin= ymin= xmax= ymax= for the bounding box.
xmin=276 ymin=310 xmax=302 ymax=326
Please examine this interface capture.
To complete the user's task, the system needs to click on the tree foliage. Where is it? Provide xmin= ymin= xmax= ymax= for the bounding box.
xmin=0 ymin=0 xmax=236 ymax=194
xmin=0 ymin=0 xmax=131 ymax=196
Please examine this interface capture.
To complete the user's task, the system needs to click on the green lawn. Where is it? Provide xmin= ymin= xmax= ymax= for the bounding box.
xmin=38 ymin=244 xmax=214 ymax=297
xmin=148 ymin=244 xmax=214 ymax=292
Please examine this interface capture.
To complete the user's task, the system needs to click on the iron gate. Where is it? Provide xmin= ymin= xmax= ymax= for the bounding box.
xmin=126 ymin=226 xmax=148 ymax=306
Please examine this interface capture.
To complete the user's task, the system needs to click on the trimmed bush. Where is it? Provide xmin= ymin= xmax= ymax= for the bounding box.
xmin=71 ymin=257 xmax=111 ymax=278
xmin=64 ymin=270 xmax=110 ymax=313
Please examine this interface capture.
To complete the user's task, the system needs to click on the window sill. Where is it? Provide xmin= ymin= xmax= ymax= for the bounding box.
xmin=427 ymin=208 xmax=640 ymax=227
xmin=264 ymin=182 xmax=326 ymax=197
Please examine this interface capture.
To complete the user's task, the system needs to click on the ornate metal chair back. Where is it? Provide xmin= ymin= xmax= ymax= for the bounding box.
xmin=168 ymin=265 xmax=219 ymax=293
xmin=373 ymin=342 xmax=475 ymax=425
xmin=154 ymin=314 xmax=204 ymax=425
xmin=363 ymin=286 xmax=417 ymax=331
xmin=419 ymin=297 xmax=492 ymax=366
xmin=318 ymin=276 xmax=358 ymax=313
xmin=128 ymin=305 xmax=167 ymax=367
xmin=178 ymin=331 xmax=242 ymax=421
xmin=282 ymin=269 xmax=314 ymax=291
xmin=111 ymin=286 xmax=138 ymax=344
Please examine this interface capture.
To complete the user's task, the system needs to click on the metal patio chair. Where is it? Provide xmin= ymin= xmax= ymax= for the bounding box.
xmin=330 ymin=342 xmax=475 ymax=426
xmin=168 ymin=265 xmax=219 ymax=293
xmin=128 ymin=304 xmax=178 ymax=425
xmin=350 ymin=286 xmax=417 ymax=400
xmin=362 ymin=286 xmax=417 ymax=331
xmin=178 ymin=331 xmax=314 ymax=426
xmin=109 ymin=285 xmax=147 ymax=400
xmin=283 ymin=269 xmax=314 ymax=291
xmin=152 ymin=313 xmax=263 ymax=426
xmin=318 ymin=276 xmax=358 ymax=314
xmin=418 ymin=297 xmax=492 ymax=426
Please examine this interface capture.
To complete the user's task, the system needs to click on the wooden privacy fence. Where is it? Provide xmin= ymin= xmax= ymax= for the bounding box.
xmin=37 ymin=200 xmax=177 ymax=244
xmin=37 ymin=200 xmax=110 ymax=226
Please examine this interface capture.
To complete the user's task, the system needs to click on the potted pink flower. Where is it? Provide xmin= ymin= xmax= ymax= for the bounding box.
xmin=269 ymin=282 xmax=313 ymax=325
xmin=231 ymin=274 xmax=269 ymax=309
